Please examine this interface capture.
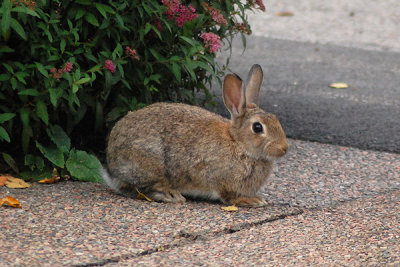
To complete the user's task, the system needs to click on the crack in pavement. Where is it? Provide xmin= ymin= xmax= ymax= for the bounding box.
xmin=72 ymin=190 xmax=400 ymax=266
xmin=74 ymin=206 xmax=303 ymax=266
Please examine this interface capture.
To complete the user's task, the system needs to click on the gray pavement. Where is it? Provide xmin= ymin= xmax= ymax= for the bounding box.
xmin=216 ymin=36 xmax=400 ymax=153
xmin=1 ymin=1 xmax=400 ymax=266
xmin=215 ymin=0 xmax=400 ymax=153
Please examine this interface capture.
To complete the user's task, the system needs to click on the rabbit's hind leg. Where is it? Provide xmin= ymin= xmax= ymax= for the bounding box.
xmin=145 ymin=182 xmax=186 ymax=203
xmin=220 ymin=190 xmax=267 ymax=207
xmin=232 ymin=196 xmax=267 ymax=207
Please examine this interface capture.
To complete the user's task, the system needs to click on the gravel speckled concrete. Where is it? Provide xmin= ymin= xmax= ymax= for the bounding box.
xmin=263 ymin=139 xmax=400 ymax=208
xmin=0 ymin=181 xmax=299 ymax=266
xmin=105 ymin=191 xmax=400 ymax=266
xmin=1 ymin=138 xmax=398 ymax=266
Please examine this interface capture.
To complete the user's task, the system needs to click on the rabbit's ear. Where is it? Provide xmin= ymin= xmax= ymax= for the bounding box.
xmin=245 ymin=64 xmax=263 ymax=106
xmin=223 ymin=73 xmax=246 ymax=118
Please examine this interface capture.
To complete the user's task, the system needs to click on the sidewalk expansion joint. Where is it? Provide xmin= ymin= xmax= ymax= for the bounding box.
xmin=179 ymin=208 xmax=304 ymax=240
xmin=75 ymin=206 xmax=303 ymax=266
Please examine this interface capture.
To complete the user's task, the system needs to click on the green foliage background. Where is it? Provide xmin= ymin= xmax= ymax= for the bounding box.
xmin=0 ymin=0 xmax=263 ymax=181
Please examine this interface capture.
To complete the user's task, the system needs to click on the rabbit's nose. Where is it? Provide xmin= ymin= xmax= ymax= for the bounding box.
xmin=280 ymin=142 xmax=289 ymax=155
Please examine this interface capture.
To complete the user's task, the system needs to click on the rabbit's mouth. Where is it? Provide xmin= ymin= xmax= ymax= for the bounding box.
xmin=264 ymin=141 xmax=288 ymax=159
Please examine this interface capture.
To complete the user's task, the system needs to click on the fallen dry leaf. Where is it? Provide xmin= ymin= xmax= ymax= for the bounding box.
xmin=5 ymin=176 xmax=31 ymax=189
xmin=221 ymin=205 xmax=239 ymax=212
xmin=39 ymin=168 xmax=61 ymax=184
xmin=0 ymin=196 xmax=22 ymax=208
xmin=38 ymin=177 xmax=60 ymax=184
xmin=276 ymin=11 xmax=294 ymax=17
xmin=330 ymin=82 xmax=348 ymax=89
xmin=135 ymin=187 xmax=153 ymax=202
xmin=0 ymin=175 xmax=9 ymax=186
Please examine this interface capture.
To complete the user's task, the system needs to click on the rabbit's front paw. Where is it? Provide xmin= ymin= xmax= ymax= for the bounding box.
xmin=233 ymin=196 xmax=267 ymax=207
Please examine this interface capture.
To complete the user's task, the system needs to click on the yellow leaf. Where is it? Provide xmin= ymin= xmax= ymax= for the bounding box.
xmin=329 ymin=83 xmax=348 ymax=89
xmin=276 ymin=11 xmax=294 ymax=16
xmin=38 ymin=177 xmax=60 ymax=184
xmin=0 ymin=196 xmax=22 ymax=208
xmin=5 ymin=177 xmax=31 ymax=189
xmin=39 ymin=169 xmax=61 ymax=184
xmin=135 ymin=187 xmax=153 ymax=202
xmin=0 ymin=175 xmax=9 ymax=186
xmin=221 ymin=205 xmax=239 ymax=212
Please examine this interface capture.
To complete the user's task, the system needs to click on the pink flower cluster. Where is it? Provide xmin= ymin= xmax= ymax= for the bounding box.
xmin=202 ymin=3 xmax=228 ymax=27
xmin=50 ymin=62 xmax=73 ymax=80
xmin=200 ymin=32 xmax=221 ymax=53
xmin=162 ymin=0 xmax=198 ymax=27
xmin=104 ymin=59 xmax=115 ymax=73
xmin=126 ymin=46 xmax=140 ymax=60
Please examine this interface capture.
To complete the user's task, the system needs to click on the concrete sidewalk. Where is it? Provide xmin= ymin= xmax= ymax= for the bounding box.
xmin=1 ymin=139 xmax=399 ymax=266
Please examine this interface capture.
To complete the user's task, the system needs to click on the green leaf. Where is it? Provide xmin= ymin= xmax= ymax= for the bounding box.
xmin=66 ymin=150 xmax=102 ymax=182
xmin=85 ymin=13 xmax=99 ymax=27
xmin=10 ymin=18 xmax=27 ymax=40
xmin=1 ymin=0 xmax=11 ymax=37
xmin=36 ymin=100 xmax=48 ymax=125
xmin=75 ymin=9 xmax=86 ymax=20
xmin=180 ymin=36 xmax=199 ymax=46
xmin=11 ymin=6 xmax=40 ymax=17
xmin=193 ymin=61 xmax=212 ymax=72
xmin=0 ymin=73 xmax=10 ymax=81
xmin=20 ymin=167 xmax=53 ymax=181
xmin=75 ymin=77 xmax=91 ymax=85
xmin=0 ymin=126 xmax=10 ymax=142
xmin=94 ymin=3 xmax=108 ymax=18
xmin=88 ymin=64 xmax=102 ymax=72
xmin=46 ymin=125 xmax=70 ymax=152
xmin=75 ymin=0 xmax=92 ymax=5
xmin=144 ymin=22 xmax=152 ymax=35
xmin=10 ymin=77 xmax=17 ymax=89
xmin=184 ymin=60 xmax=197 ymax=81
xmin=115 ymin=14 xmax=125 ymax=28
xmin=149 ymin=48 xmax=164 ymax=61
xmin=112 ymin=43 xmax=122 ymax=58
xmin=18 ymin=89 xmax=40 ymax=96
xmin=21 ymin=125 xmax=32 ymax=153
xmin=0 ymin=45 xmax=14 ymax=54
xmin=49 ymin=87 xmax=63 ymax=107
xmin=14 ymin=71 xmax=29 ymax=84
xmin=2 ymin=63 xmax=13 ymax=73
xmin=2 ymin=153 xmax=19 ymax=173
xmin=24 ymin=154 xmax=45 ymax=171
xmin=172 ymin=63 xmax=181 ymax=81
xmin=60 ymin=39 xmax=66 ymax=53
xmin=0 ymin=113 xmax=16 ymax=123
xmin=72 ymin=84 xmax=79 ymax=93
xmin=36 ymin=142 xmax=65 ymax=168
xmin=34 ymin=62 xmax=48 ymax=77
xmin=19 ymin=107 xmax=30 ymax=127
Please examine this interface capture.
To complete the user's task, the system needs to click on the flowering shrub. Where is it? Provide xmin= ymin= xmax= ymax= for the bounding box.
xmin=0 ymin=0 xmax=265 ymax=180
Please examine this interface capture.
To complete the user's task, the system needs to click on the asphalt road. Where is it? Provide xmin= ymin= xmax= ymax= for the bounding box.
xmin=211 ymin=0 xmax=400 ymax=154
xmin=215 ymin=36 xmax=400 ymax=153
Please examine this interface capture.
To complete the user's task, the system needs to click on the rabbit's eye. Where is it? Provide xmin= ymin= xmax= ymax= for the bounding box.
xmin=252 ymin=122 xmax=263 ymax=134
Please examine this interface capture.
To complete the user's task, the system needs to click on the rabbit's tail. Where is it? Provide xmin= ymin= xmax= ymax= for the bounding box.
xmin=101 ymin=167 xmax=123 ymax=193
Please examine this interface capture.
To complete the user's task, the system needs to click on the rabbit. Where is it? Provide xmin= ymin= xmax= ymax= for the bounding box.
xmin=102 ymin=64 xmax=289 ymax=207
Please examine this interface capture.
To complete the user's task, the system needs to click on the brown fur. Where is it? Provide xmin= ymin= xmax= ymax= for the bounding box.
xmin=104 ymin=64 xmax=288 ymax=207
